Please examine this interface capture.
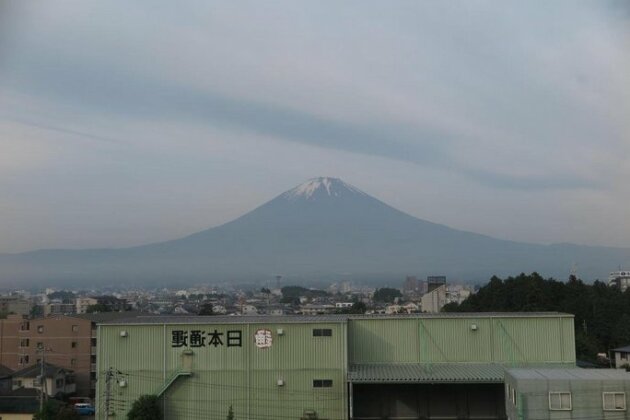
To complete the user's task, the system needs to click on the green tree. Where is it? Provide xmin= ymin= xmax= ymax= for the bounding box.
xmin=86 ymin=303 xmax=111 ymax=313
xmin=198 ymin=303 xmax=214 ymax=316
xmin=54 ymin=405 xmax=80 ymax=420
xmin=373 ymin=288 xmax=402 ymax=303
xmin=338 ymin=302 xmax=367 ymax=314
xmin=34 ymin=401 xmax=78 ymax=420
xmin=127 ymin=395 xmax=163 ymax=420
xmin=612 ymin=314 xmax=630 ymax=348
xmin=226 ymin=404 xmax=235 ymax=420
xmin=33 ymin=401 xmax=57 ymax=420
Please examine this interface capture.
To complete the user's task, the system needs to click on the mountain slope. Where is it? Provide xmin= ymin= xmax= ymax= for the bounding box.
xmin=1 ymin=177 xmax=628 ymax=287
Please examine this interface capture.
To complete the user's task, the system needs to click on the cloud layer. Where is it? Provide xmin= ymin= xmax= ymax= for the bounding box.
xmin=0 ymin=0 xmax=629 ymax=253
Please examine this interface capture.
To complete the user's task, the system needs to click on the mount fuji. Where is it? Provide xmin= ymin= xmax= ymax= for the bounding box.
xmin=1 ymin=177 xmax=628 ymax=287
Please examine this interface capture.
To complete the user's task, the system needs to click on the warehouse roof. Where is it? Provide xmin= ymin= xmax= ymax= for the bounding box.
xmin=99 ymin=312 xmax=573 ymax=325
xmin=348 ymin=363 xmax=506 ymax=383
xmin=349 ymin=363 xmax=579 ymax=384
xmin=506 ymin=368 xmax=630 ymax=381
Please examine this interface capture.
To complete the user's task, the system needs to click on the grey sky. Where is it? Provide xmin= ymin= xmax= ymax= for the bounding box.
xmin=0 ymin=0 xmax=629 ymax=253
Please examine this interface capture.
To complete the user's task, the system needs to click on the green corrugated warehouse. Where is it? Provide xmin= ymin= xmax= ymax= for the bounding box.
xmin=96 ymin=313 xmax=578 ymax=420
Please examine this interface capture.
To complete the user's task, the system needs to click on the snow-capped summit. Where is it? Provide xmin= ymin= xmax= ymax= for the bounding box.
xmin=282 ymin=177 xmax=367 ymax=201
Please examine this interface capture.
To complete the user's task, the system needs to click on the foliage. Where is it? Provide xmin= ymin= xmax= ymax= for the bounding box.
xmin=54 ymin=405 xmax=81 ymax=420
xmin=31 ymin=305 xmax=44 ymax=317
xmin=33 ymin=401 xmax=57 ymax=420
xmin=444 ymin=272 xmax=630 ymax=361
xmin=34 ymin=401 xmax=79 ymax=420
xmin=198 ymin=303 xmax=214 ymax=316
xmin=260 ymin=287 xmax=271 ymax=294
xmin=337 ymin=302 xmax=367 ymax=314
xmin=373 ymin=287 xmax=402 ymax=303
xmin=86 ymin=303 xmax=111 ymax=313
xmin=127 ymin=395 xmax=163 ymax=420
xmin=226 ymin=404 xmax=234 ymax=420
xmin=47 ymin=290 xmax=76 ymax=304
xmin=281 ymin=286 xmax=329 ymax=302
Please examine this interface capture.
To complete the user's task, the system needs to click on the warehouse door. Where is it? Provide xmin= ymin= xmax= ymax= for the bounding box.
xmin=352 ymin=383 xmax=506 ymax=420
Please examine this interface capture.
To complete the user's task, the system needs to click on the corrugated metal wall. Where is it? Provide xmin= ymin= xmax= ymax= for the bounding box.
xmin=348 ymin=316 xmax=576 ymax=364
xmin=96 ymin=322 xmax=347 ymax=420
xmin=96 ymin=315 xmax=574 ymax=419
xmin=507 ymin=375 xmax=630 ymax=420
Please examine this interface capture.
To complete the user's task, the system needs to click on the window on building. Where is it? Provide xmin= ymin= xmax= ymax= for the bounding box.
xmin=313 ymin=379 xmax=333 ymax=388
xmin=13 ymin=379 xmax=22 ymax=387
xmin=20 ymin=339 xmax=29 ymax=347
xmin=72 ymin=325 xmax=78 ymax=332
xmin=90 ymin=355 xmax=96 ymax=363
xmin=549 ymin=392 xmax=572 ymax=411
xmin=19 ymin=355 xmax=29 ymax=365
xmin=71 ymin=341 xmax=77 ymax=348
xmin=312 ymin=328 xmax=332 ymax=337
xmin=90 ymin=372 xmax=96 ymax=380
xmin=37 ymin=325 xmax=43 ymax=333
xmin=32 ymin=379 xmax=39 ymax=387
xmin=603 ymin=392 xmax=626 ymax=411
xmin=21 ymin=322 xmax=30 ymax=331
xmin=91 ymin=338 xmax=97 ymax=347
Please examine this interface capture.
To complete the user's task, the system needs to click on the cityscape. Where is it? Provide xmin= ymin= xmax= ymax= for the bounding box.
xmin=1 ymin=1 xmax=630 ymax=419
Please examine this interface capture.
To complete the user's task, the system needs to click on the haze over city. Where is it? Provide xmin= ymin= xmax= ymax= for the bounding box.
xmin=1 ymin=0 xmax=629 ymax=256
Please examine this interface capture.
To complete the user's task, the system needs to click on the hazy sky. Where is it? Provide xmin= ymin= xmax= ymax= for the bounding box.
xmin=1 ymin=1 xmax=629 ymax=253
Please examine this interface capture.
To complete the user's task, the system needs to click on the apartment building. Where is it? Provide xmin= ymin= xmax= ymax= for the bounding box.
xmin=0 ymin=312 xmax=139 ymax=397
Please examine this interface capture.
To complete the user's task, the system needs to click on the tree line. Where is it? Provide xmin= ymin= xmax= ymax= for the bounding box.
xmin=443 ymin=272 xmax=630 ymax=362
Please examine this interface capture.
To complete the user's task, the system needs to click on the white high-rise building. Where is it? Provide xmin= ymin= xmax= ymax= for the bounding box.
xmin=609 ymin=270 xmax=630 ymax=292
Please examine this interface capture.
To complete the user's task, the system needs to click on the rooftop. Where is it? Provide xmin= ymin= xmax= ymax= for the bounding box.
xmin=11 ymin=362 xmax=71 ymax=379
xmin=506 ymin=368 xmax=630 ymax=381
xmin=349 ymin=363 xmax=506 ymax=384
xmin=99 ymin=312 xmax=573 ymax=325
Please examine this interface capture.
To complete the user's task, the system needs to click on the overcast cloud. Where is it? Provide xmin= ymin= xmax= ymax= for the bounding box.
xmin=0 ymin=0 xmax=629 ymax=253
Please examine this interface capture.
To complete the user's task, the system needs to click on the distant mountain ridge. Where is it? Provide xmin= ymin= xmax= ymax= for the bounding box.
xmin=0 ymin=177 xmax=628 ymax=287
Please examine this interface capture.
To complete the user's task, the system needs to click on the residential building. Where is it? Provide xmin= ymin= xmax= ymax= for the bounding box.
xmin=96 ymin=312 xmax=577 ymax=419
xmin=612 ymin=345 xmax=630 ymax=369
xmin=0 ymin=312 xmax=140 ymax=398
xmin=299 ymin=304 xmax=336 ymax=315
xmin=0 ymin=297 xmax=31 ymax=316
xmin=11 ymin=362 xmax=76 ymax=397
xmin=75 ymin=297 xmax=98 ymax=314
xmin=421 ymin=284 xmax=447 ymax=313
xmin=43 ymin=302 xmax=76 ymax=316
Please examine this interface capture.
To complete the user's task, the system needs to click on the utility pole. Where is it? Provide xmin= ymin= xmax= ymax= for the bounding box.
xmin=37 ymin=345 xmax=50 ymax=411
xmin=104 ymin=367 xmax=113 ymax=420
